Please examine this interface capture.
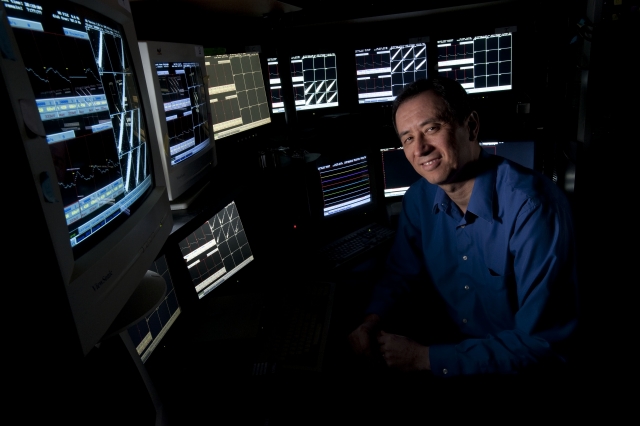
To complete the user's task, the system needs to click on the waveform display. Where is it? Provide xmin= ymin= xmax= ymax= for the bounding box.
xmin=291 ymin=61 xmax=303 ymax=78
xmin=319 ymin=157 xmax=371 ymax=216
xmin=14 ymin=29 xmax=104 ymax=100
xmin=48 ymin=128 xmax=122 ymax=208
xmin=268 ymin=63 xmax=280 ymax=78
xmin=119 ymin=141 xmax=148 ymax=194
xmin=438 ymin=43 xmax=474 ymax=61
xmin=357 ymin=76 xmax=392 ymax=93
xmin=270 ymin=87 xmax=283 ymax=103
xmin=355 ymin=52 xmax=391 ymax=71
xmin=159 ymin=73 xmax=189 ymax=105
xmin=210 ymin=97 xmax=241 ymax=125
xmin=111 ymin=108 xmax=142 ymax=155
xmin=179 ymin=201 xmax=253 ymax=299
xmin=87 ymin=26 xmax=127 ymax=74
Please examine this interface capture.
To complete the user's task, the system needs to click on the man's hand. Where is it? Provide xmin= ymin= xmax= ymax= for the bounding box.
xmin=348 ymin=314 xmax=381 ymax=357
xmin=377 ymin=330 xmax=431 ymax=371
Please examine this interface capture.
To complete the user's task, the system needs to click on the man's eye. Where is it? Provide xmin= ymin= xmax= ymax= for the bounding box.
xmin=403 ymin=137 xmax=413 ymax=144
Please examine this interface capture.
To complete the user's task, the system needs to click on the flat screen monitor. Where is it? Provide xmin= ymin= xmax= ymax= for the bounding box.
xmin=138 ymin=41 xmax=216 ymax=205
xmin=179 ymin=201 xmax=254 ymax=299
xmin=126 ymin=254 xmax=181 ymax=363
xmin=1 ymin=0 xmax=172 ymax=355
xmin=480 ymin=140 xmax=535 ymax=170
xmin=204 ymin=52 xmax=271 ymax=140
xmin=437 ymin=32 xmax=512 ymax=94
xmin=316 ymin=153 xmax=372 ymax=217
xmin=267 ymin=53 xmax=339 ymax=113
xmin=380 ymin=147 xmax=421 ymax=198
xmin=355 ymin=43 xmax=428 ymax=104
xmin=267 ymin=56 xmax=285 ymax=113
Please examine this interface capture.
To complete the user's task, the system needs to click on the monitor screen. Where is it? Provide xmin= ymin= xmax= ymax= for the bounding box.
xmin=437 ymin=33 xmax=512 ymax=94
xmin=380 ymin=147 xmax=421 ymax=198
xmin=267 ymin=57 xmax=285 ymax=113
xmin=355 ymin=43 xmax=428 ymax=104
xmin=267 ymin=53 xmax=339 ymax=113
xmin=127 ymin=254 xmax=181 ymax=363
xmin=1 ymin=0 xmax=172 ymax=355
xmin=316 ymin=153 xmax=372 ymax=217
xmin=179 ymin=201 xmax=254 ymax=299
xmin=480 ymin=141 xmax=535 ymax=170
xmin=138 ymin=41 xmax=216 ymax=204
xmin=204 ymin=52 xmax=271 ymax=140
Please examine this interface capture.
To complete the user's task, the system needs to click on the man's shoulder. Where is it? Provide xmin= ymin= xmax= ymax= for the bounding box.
xmin=493 ymin=156 xmax=569 ymax=209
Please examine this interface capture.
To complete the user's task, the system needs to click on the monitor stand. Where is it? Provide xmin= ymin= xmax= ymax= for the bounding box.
xmin=169 ymin=180 xmax=210 ymax=211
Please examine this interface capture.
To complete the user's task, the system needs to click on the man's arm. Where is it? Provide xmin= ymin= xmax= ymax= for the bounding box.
xmin=428 ymin=194 xmax=579 ymax=376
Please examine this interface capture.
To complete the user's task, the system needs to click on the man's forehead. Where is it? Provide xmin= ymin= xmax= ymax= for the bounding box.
xmin=396 ymin=91 xmax=447 ymax=122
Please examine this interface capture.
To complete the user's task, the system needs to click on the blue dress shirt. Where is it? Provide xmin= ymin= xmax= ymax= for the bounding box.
xmin=366 ymin=151 xmax=579 ymax=377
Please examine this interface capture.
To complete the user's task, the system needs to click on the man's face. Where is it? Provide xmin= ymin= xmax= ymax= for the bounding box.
xmin=395 ymin=90 xmax=478 ymax=186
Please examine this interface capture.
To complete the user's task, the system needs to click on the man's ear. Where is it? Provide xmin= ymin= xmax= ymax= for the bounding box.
xmin=468 ymin=111 xmax=480 ymax=141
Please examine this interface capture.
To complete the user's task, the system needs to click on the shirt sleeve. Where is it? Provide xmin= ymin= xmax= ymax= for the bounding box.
xmin=365 ymin=192 xmax=426 ymax=320
xmin=429 ymin=195 xmax=579 ymax=377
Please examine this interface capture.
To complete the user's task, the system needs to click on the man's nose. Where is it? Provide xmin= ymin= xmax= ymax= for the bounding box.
xmin=413 ymin=134 xmax=430 ymax=156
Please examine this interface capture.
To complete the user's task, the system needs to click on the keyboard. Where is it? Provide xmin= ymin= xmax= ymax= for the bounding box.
xmin=252 ymin=280 xmax=335 ymax=375
xmin=316 ymin=223 xmax=396 ymax=269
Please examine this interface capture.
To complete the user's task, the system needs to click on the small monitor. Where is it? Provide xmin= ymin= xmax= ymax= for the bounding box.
xmin=355 ymin=43 xmax=428 ymax=104
xmin=179 ymin=201 xmax=254 ymax=299
xmin=437 ymin=33 xmax=512 ymax=94
xmin=267 ymin=57 xmax=285 ymax=113
xmin=480 ymin=140 xmax=535 ymax=170
xmin=267 ymin=53 xmax=339 ymax=113
xmin=138 ymin=41 xmax=216 ymax=206
xmin=316 ymin=153 xmax=372 ymax=217
xmin=380 ymin=147 xmax=421 ymax=198
xmin=204 ymin=52 xmax=271 ymax=140
xmin=126 ymin=254 xmax=181 ymax=363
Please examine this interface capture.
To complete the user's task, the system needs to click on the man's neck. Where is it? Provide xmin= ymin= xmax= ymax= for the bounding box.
xmin=440 ymin=178 xmax=475 ymax=215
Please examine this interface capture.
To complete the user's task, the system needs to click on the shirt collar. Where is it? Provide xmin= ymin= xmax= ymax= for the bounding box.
xmin=432 ymin=149 xmax=496 ymax=224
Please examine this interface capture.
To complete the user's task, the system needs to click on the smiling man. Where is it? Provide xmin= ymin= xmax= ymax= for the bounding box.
xmin=348 ymin=77 xmax=579 ymax=377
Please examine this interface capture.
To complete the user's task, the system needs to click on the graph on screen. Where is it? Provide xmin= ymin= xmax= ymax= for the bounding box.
xmin=355 ymin=43 xmax=427 ymax=104
xmin=437 ymin=33 xmax=512 ymax=94
xmin=179 ymin=201 xmax=254 ymax=299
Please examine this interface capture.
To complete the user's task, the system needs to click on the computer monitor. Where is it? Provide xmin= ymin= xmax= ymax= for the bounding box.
xmin=267 ymin=53 xmax=339 ymax=113
xmin=316 ymin=153 xmax=372 ymax=217
xmin=1 ymin=0 xmax=173 ymax=355
xmin=137 ymin=41 xmax=216 ymax=206
xmin=179 ymin=201 xmax=254 ymax=300
xmin=126 ymin=253 xmax=181 ymax=363
xmin=355 ymin=43 xmax=428 ymax=104
xmin=437 ymin=32 xmax=512 ymax=94
xmin=480 ymin=140 xmax=535 ymax=170
xmin=204 ymin=52 xmax=271 ymax=140
xmin=267 ymin=57 xmax=285 ymax=114
xmin=380 ymin=147 xmax=421 ymax=198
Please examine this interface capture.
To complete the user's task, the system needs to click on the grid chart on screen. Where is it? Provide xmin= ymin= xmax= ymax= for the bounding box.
xmin=267 ymin=57 xmax=285 ymax=113
xmin=292 ymin=53 xmax=338 ymax=111
xmin=356 ymin=43 xmax=427 ymax=104
xmin=318 ymin=156 xmax=371 ymax=217
xmin=180 ymin=201 xmax=254 ymax=299
xmin=127 ymin=255 xmax=181 ymax=363
xmin=205 ymin=53 xmax=271 ymax=140
xmin=8 ymin=5 xmax=153 ymax=250
xmin=437 ymin=33 xmax=512 ymax=94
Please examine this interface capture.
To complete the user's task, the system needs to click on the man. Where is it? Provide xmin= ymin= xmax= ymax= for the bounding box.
xmin=349 ymin=77 xmax=579 ymax=377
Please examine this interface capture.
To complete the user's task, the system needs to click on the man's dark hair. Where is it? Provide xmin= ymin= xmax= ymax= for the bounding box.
xmin=391 ymin=77 xmax=473 ymax=135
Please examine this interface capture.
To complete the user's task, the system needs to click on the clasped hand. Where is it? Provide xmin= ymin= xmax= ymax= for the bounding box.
xmin=348 ymin=316 xmax=430 ymax=371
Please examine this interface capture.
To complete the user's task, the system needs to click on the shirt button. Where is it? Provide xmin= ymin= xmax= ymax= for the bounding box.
xmin=462 ymin=255 xmax=468 ymax=261
xmin=464 ymin=285 xmax=470 ymax=290
xmin=442 ymin=368 xmax=448 ymax=375
xmin=461 ymin=225 xmax=465 ymax=228
xmin=462 ymin=318 xmax=468 ymax=323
